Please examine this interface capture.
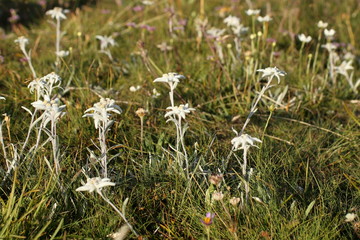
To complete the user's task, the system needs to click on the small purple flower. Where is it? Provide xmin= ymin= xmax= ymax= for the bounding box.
xmin=101 ymin=9 xmax=111 ymax=14
xmin=266 ymin=38 xmax=277 ymax=43
xmin=140 ymin=24 xmax=156 ymax=32
xmin=37 ymin=0 xmax=46 ymax=8
xmin=132 ymin=5 xmax=144 ymax=12
xmin=8 ymin=9 xmax=20 ymax=23
xmin=178 ymin=18 xmax=187 ymax=26
xmin=126 ymin=22 xmax=137 ymax=28
xmin=273 ymin=51 xmax=281 ymax=58
xmin=201 ymin=212 xmax=215 ymax=226
xmin=20 ymin=57 xmax=28 ymax=63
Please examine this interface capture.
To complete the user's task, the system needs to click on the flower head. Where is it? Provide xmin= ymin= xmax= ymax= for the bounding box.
xmin=156 ymin=42 xmax=173 ymax=52
xmin=76 ymin=177 xmax=115 ymax=194
xmin=298 ymin=34 xmax=312 ymax=43
xmin=345 ymin=213 xmax=358 ymax=222
xmin=56 ymin=50 xmax=69 ymax=58
xmin=164 ymin=103 xmax=195 ymax=120
xmin=324 ymin=28 xmax=336 ymax=38
xmin=209 ymin=174 xmax=223 ymax=186
xmin=317 ymin=20 xmax=328 ymax=29
xmin=224 ymin=15 xmax=240 ymax=28
xmin=231 ymin=133 xmax=262 ymax=151
xmin=245 ymin=9 xmax=261 ymax=16
xmin=335 ymin=60 xmax=353 ymax=78
xmin=96 ymin=35 xmax=116 ymax=51
xmin=201 ymin=212 xmax=215 ymax=226
xmin=212 ymin=191 xmax=224 ymax=201
xmin=14 ymin=36 xmax=29 ymax=54
xmin=46 ymin=7 xmax=68 ymax=21
xmin=229 ymin=197 xmax=241 ymax=206
xmin=257 ymin=67 xmax=286 ymax=84
xmin=257 ymin=15 xmax=272 ymax=23
xmin=206 ymin=28 xmax=226 ymax=40
xmin=83 ymin=98 xmax=122 ymax=129
xmin=154 ymin=72 xmax=185 ymax=91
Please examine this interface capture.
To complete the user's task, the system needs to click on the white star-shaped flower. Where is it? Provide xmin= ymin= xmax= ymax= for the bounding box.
xmin=317 ymin=20 xmax=328 ymax=29
xmin=298 ymin=34 xmax=312 ymax=43
xmin=76 ymin=177 xmax=115 ymax=194
xmin=46 ymin=7 xmax=68 ymax=21
xmin=257 ymin=15 xmax=272 ymax=23
xmin=231 ymin=133 xmax=262 ymax=151
xmin=165 ymin=103 xmax=195 ymax=120
xmin=245 ymin=9 xmax=261 ymax=16
xmin=257 ymin=67 xmax=286 ymax=84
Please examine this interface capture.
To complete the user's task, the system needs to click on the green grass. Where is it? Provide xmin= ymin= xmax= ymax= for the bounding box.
xmin=0 ymin=0 xmax=359 ymax=239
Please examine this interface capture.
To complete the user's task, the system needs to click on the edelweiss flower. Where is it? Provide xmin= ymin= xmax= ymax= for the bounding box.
xmin=345 ymin=213 xmax=358 ymax=222
xmin=257 ymin=67 xmax=286 ymax=83
xmin=321 ymin=43 xmax=337 ymax=52
xmin=317 ymin=20 xmax=328 ymax=29
xmin=335 ymin=60 xmax=353 ymax=78
xmin=324 ymin=29 xmax=336 ymax=38
xmin=43 ymin=103 xmax=66 ymax=126
xmin=156 ymin=42 xmax=173 ymax=52
xmin=83 ymin=98 xmax=122 ymax=129
xmin=257 ymin=15 xmax=272 ymax=23
xmin=231 ymin=133 xmax=262 ymax=151
xmin=46 ymin=7 xmax=68 ymax=21
xmin=164 ymin=103 xmax=195 ymax=120
xmin=298 ymin=34 xmax=312 ymax=43
xmin=56 ymin=50 xmax=69 ymax=57
xmin=212 ymin=191 xmax=224 ymax=201
xmin=245 ymin=9 xmax=261 ymax=16
xmin=154 ymin=72 xmax=185 ymax=90
xmin=14 ymin=36 xmax=29 ymax=53
xmin=224 ymin=15 xmax=240 ymax=28
xmin=76 ymin=177 xmax=115 ymax=194
xmin=96 ymin=35 xmax=116 ymax=51
xmin=31 ymin=95 xmax=60 ymax=111
xmin=206 ymin=28 xmax=226 ymax=40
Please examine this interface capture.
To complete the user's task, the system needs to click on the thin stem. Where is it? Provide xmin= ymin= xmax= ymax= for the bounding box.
xmin=55 ymin=18 xmax=61 ymax=68
xmin=98 ymin=192 xmax=139 ymax=237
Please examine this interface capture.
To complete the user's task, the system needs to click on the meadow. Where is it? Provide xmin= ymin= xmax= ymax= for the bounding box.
xmin=0 ymin=0 xmax=359 ymax=239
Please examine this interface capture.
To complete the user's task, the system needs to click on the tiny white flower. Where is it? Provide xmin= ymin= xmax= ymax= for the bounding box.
xmin=298 ymin=34 xmax=312 ymax=43
xmin=46 ymin=7 xmax=68 ymax=21
xmin=0 ymin=96 xmax=5 ymax=100
xmin=335 ymin=60 xmax=353 ymax=78
xmin=129 ymin=85 xmax=141 ymax=92
xmin=154 ymin=72 xmax=185 ymax=91
xmin=83 ymin=98 xmax=122 ymax=129
xmin=156 ymin=42 xmax=173 ymax=52
xmin=231 ymin=133 xmax=262 ymax=151
xmin=324 ymin=28 xmax=336 ymax=38
xmin=56 ymin=50 xmax=69 ymax=57
xmin=14 ymin=36 xmax=29 ymax=54
xmin=345 ymin=213 xmax=357 ymax=222
xmin=152 ymin=88 xmax=161 ymax=98
xmin=317 ymin=20 xmax=328 ymax=29
xmin=212 ymin=191 xmax=224 ymax=201
xmin=245 ymin=9 xmax=261 ymax=16
xmin=76 ymin=177 xmax=115 ymax=194
xmin=257 ymin=15 xmax=272 ymax=23
xmin=229 ymin=197 xmax=241 ymax=206
xmin=224 ymin=15 xmax=240 ymax=28
xmin=142 ymin=0 xmax=154 ymax=5
xmin=206 ymin=27 xmax=226 ymax=40
xmin=321 ymin=43 xmax=337 ymax=52
xmin=96 ymin=35 xmax=116 ymax=51
xmin=164 ymin=103 xmax=195 ymax=120
xmin=257 ymin=67 xmax=286 ymax=84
